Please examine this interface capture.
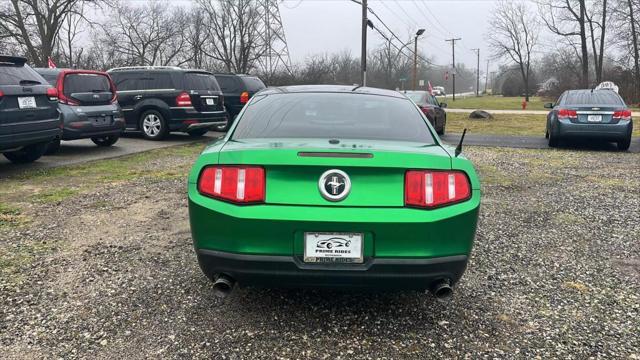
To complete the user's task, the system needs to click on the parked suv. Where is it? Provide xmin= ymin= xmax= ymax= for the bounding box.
xmin=213 ymin=73 xmax=266 ymax=131
xmin=36 ymin=68 xmax=124 ymax=153
xmin=107 ymin=66 xmax=226 ymax=140
xmin=0 ymin=56 xmax=61 ymax=164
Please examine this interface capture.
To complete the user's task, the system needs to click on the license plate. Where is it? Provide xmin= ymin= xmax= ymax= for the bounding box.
xmin=205 ymin=98 xmax=215 ymax=105
xmin=587 ymin=114 xmax=602 ymax=122
xmin=18 ymin=97 xmax=37 ymax=109
xmin=304 ymin=232 xmax=363 ymax=263
xmin=92 ymin=116 xmax=111 ymax=126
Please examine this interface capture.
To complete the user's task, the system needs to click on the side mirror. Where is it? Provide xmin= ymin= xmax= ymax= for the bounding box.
xmin=544 ymin=102 xmax=554 ymax=109
xmin=440 ymin=102 xmax=448 ymax=108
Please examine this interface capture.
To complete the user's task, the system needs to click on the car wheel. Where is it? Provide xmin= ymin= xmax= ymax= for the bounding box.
xmin=617 ymin=137 xmax=631 ymax=151
xmin=545 ymin=129 xmax=549 ymax=139
xmin=44 ymin=138 xmax=61 ymax=155
xmin=548 ymin=127 xmax=559 ymax=148
xmin=91 ymin=135 xmax=120 ymax=147
xmin=187 ymin=129 xmax=209 ymax=137
xmin=140 ymin=110 xmax=168 ymax=140
xmin=3 ymin=142 xmax=48 ymax=164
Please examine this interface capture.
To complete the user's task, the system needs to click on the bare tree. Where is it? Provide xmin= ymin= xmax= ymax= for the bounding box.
xmin=195 ymin=0 xmax=265 ymax=73
xmin=489 ymin=0 xmax=539 ymax=101
xmin=0 ymin=0 xmax=98 ymax=66
xmin=585 ymin=0 xmax=609 ymax=83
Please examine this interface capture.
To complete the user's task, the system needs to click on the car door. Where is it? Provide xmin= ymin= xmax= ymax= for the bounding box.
xmin=111 ymin=71 xmax=142 ymax=127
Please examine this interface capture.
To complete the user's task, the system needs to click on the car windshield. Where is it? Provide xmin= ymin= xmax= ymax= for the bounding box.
xmin=232 ymin=92 xmax=435 ymax=143
xmin=0 ymin=64 xmax=43 ymax=86
xmin=63 ymin=73 xmax=111 ymax=96
xmin=563 ymin=90 xmax=625 ymax=106
xmin=185 ymin=72 xmax=220 ymax=91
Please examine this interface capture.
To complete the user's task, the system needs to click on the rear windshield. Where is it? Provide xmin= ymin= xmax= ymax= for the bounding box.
xmin=185 ymin=72 xmax=220 ymax=91
xmin=242 ymin=77 xmax=265 ymax=92
xmin=405 ymin=92 xmax=425 ymax=103
xmin=63 ymin=73 xmax=111 ymax=96
xmin=563 ymin=91 xmax=625 ymax=106
xmin=232 ymin=93 xmax=435 ymax=143
xmin=215 ymin=75 xmax=239 ymax=92
xmin=41 ymin=73 xmax=58 ymax=86
xmin=0 ymin=64 xmax=44 ymax=86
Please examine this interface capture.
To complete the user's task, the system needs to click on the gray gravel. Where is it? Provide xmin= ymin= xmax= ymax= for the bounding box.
xmin=0 ymin=146 xmax=639 ymax=359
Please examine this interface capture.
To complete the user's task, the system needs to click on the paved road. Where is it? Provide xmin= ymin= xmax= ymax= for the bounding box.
xmin=0 ymin=132 xmax=223 ymax=177
xmin=441 ymin=133 xmax=640 ymax=153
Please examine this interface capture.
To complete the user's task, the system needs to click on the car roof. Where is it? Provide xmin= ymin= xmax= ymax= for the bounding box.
xmin=259 ymin=85 xmax=406 ymax=98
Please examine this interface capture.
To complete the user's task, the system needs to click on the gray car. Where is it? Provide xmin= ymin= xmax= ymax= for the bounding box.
xmin=545 ymin=89 xmax=633 ymax=150
xmin=35 ymin=68 xmax=125 ymax=153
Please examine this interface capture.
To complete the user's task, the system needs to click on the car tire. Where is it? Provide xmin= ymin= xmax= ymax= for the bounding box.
xmin=139 ymin=110 xmax=168 ymax=140
xmin=617 ymin=137 xmax=631 ymax=151
xmin=548 ymin=128 xmax=559 ymax=148
xmin=44 ymin=138 xmax=61 ymax=155
xmin=187 ymin=129 xmax=209 ymax=137
xmin=91 ymin=135 xmax=120 ymax=147
xmin=3 ymin=142 xmax=48 ymax=164
xmin=215 ymin=112 xmax=235 ymax=132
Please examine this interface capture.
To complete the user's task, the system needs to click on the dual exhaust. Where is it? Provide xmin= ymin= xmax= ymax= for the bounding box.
xmin=211 ymin=274 xmax=454 ymax=302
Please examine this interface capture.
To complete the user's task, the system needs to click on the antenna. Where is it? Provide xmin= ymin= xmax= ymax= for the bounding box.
xmin=256 ymin=0 xmax=293 ymax=81
xmin=455 ymin=128 xmax=467 ymax=157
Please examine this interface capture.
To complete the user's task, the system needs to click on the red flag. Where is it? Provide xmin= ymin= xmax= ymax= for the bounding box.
xmin=428 ymin=81 xmax=433 ymax=95
xmin=47 ymin=57 xmax=57 ymax=69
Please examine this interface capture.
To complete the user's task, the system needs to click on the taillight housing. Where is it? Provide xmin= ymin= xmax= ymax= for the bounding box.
xmin=613 ymin=109 xmax=632 ymax=121
xmin=0 ymin=90 xmax=4 ymax=99
xmin=557 ymin=108 xmax=577 ymax=120
xmin=405 ymin=170 xmax=471 ymax=208
xmin=46 ymin=87 xmax=58 ymax=101
xmin=176 ymin=92 xmax=192 ymax=107
xmin=240 ymin=91 xmax=249 ymax=104
xmin=198 ymin=165 xmax=265 ymax=204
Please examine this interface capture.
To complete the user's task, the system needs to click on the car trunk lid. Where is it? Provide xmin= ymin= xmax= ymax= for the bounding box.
xmin=218 ymin=139 xmax=452 ymax=207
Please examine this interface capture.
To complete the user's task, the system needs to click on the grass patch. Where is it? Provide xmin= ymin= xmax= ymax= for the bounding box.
xmin=0 ymin=240 xmax=56 ymax=283
xmin=0 ymin=202 xmax=26 ymax=229
xmin=31 ymin=188 xmax=79 ymax=203
xmin=447 ymin=112 xmax=547 ymax=137
xmin=438 ymin=96 xmax=548 ymax=110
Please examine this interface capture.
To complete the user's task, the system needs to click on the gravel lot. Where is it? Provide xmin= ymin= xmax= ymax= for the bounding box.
xmin=1 ymin=145 xmax=639 ymax=358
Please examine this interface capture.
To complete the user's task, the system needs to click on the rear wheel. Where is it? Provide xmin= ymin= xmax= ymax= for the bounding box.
xmin=188 ymin=129 xmax=209 ymax=137
xmin=437 ymin=117 xmax=446 ymax=135
xmin=548 ymin=128 xmax=559 ymax=148
xmin=44 ymin=138 xmax=61 ymax=155
xmin=91 ymin=135 xmax=119 ymax=147
xmin=3 ymin=142 xmax=48 ymax=164
xmin=617 ymin=137 xmax=631 ymax=151
xmin=140 ymin=110 xmax=168 ymax=140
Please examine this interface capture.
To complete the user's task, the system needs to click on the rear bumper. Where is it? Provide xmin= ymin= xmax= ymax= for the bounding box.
xmin=168 ymin=108 xmax=227 ymax=131
xmin=0 ymin=127 xmax=61 ymax=151
xmin=557 ymin=119 xmax=632 ymax=140
xmin=197 ymin=249 xmax=469 ymax=289
xmin=62 ymin=120 xmax=125 ymax=140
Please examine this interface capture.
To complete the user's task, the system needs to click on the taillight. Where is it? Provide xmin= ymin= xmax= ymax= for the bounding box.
xmin=46 ymin=87 xmax=58 ymax=101
xmin=198 ymin=166 xmax=265 ymax=204
xmin=240 ymin=91 xmax=249 ymax=104
xmin=613 ymin=109 xmax=632 ymax=121
xmin=176 ymin=92 xmax=192 ymax=107
xmin=558 ymin=109 xmax=577 ymax=119
xmin=405 ymin=170 xmax=471 ymax=208
xmin=0 ymin=90 xmax=4 ymax=99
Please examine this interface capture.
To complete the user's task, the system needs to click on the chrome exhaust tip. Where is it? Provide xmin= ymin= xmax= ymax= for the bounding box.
xmin=212 ymin=274 xmax=235 ymax=299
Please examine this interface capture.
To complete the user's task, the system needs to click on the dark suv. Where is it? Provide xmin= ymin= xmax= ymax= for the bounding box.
xmin=35 ymin=68 xmax=124 ymax=153
xmin=0 ymin=56 xmax=61 ymax=164
xmin=107 ymin=66 xmax=226 ymax=140
xmin=213 ymin=74 xmax=266 ymax=131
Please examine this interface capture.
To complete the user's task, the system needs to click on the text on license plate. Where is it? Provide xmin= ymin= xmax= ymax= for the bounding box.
xmin=18 ymin=97 xmax=37 ymax=109
xmin=304 ymin=232 xmax=363 ymax=263
xmin=587 ymin=114 xmax=602 ymax=122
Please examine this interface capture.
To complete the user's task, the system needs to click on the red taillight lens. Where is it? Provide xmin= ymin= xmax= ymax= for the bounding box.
xmin=613 ymin=109 xmax=632 ymax=120
xmin=240 ymin=91 xmax=249 ymax=104
xmin=46 ymin=87 xmax=58 ymax=101
xmin=176 ymin=92 xmax=192 ymax=107
xmin=405 ymin=170 xmax=471 ymax=208
xmin=0 ymin=90 xmax=4 ymax=99
xmin=558 ymin=109 xmax=577 ymax=119
xmin=198 ymin=166 xmax=265 ymax=204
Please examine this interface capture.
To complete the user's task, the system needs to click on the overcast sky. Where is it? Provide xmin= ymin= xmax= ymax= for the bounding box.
xmin=279 ymin=0 xmax=500 ymax=71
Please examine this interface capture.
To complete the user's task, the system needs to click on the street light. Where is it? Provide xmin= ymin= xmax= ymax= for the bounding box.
xmin=413 ymin=29 xmax=425 ymax=91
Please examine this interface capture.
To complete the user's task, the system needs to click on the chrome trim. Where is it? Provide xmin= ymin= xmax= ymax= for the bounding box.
xmin=116 ymin=89 xmax=176 ymax=93
xmin=169 ymin=106 xmax=195 ymax=110
xmin=576 ymin=111 xmax=614 ymax=115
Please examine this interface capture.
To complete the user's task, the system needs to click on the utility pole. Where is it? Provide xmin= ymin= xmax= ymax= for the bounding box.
xmin=471 ymin=48 xmax=480 ymax=96
xmin=484 ymin=59 xmax=489 ymax=94
xmin=412 ymin=29 xmax=425 ymax=90
xmin=361 ymin=0 xmax=368 ymax=86
xmin=445 ymin=38 xmax=461 ymax=100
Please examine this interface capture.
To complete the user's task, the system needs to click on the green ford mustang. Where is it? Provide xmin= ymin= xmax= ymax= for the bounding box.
xmin=187 ymin=85 xmax=481 ymax=299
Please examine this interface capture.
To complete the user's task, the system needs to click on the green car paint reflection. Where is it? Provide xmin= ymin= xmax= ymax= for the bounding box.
xmin=187 ymin=86 xmax=481 ymax=296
